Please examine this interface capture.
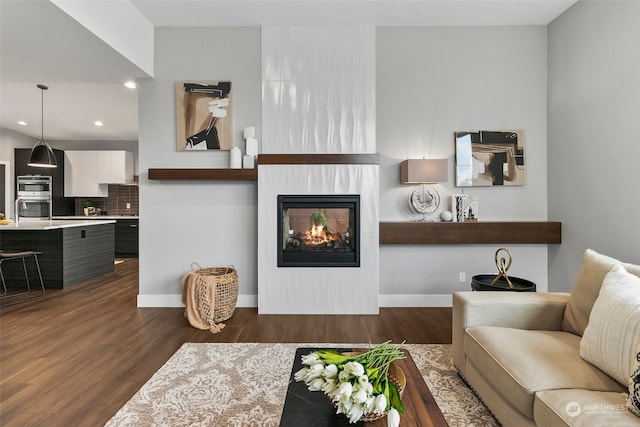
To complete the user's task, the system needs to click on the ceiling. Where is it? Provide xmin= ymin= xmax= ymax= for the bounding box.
xmin=0 ymin=0 xmax=577 ymax=142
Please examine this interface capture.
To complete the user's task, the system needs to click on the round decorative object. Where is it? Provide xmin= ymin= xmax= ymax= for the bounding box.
xmin=440 ymin=211 xmax=453 ymax=222
xmin=471 ymin=274 xmax=537 ymax=292
xmin=471 ymin=248 xmax=536 ymax=292
xmin=408 ymin=185 xmax=440 ymax=215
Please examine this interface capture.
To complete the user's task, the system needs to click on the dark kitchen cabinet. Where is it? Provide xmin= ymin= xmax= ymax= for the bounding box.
xmin=115 ymin=219 xmax=138 ymax=257
xmin=14 ymin=148 xmax=74 ymax=216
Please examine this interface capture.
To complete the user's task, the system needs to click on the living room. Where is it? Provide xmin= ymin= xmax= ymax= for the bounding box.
xmin=0 ymin=0 xmax=639 ymax=425
xmin=134 ymin=0 xmax=637 ymax=311
xmin=0 ymin=1 xmax=637 ymax=309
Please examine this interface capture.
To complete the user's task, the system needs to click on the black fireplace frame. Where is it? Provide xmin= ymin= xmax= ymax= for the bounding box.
xmin=277 ymin=194 xmax=360 ymax=268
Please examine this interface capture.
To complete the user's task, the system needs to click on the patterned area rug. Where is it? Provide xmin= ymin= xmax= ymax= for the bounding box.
xmin=105 ymin=343 xmax=498 ymax=427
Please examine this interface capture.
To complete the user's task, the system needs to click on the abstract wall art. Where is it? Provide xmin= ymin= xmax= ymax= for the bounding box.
xmin=176 ymin=81 xmax=233 ymax=150
xmin=455 ymin=129 xmax=525 ymax=187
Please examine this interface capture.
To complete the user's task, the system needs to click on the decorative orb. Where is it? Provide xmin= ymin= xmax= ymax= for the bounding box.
xmin=441 ymin=211 xmax=453 ymax=222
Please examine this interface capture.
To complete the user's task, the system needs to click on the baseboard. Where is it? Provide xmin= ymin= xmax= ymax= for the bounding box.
xmin=137 ymin=294 xmax=451 ymax=308
xmin=137 ymin=294 xmax=258 ymax=308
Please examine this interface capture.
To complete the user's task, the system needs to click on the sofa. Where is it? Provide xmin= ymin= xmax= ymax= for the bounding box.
xmin=453 ymin=249 xmax=640 ymax=426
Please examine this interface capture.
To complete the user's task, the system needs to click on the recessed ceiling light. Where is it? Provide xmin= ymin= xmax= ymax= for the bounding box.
xmin=94 ymin=120 xmax=104 ymax=127
xmin=17 ymin=120 xmax=28 ymax=126
xmin=124 ymin=81 xmax=136 ymax=89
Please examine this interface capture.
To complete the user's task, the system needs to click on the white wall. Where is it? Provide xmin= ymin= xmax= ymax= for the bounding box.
xmin=137 ymin=27 xmax=261 ymax=306
xmin=258 ymin=26 xmax=379 ymax=314
xmin=376 ymin=26 xmax=550 ymax=302
xmin=547 ymin=1 xmax=640 ymax=291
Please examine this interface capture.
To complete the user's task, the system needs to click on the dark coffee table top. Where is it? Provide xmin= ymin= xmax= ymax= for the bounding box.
xmin=280 ymin=347 xmax=448 ymax=427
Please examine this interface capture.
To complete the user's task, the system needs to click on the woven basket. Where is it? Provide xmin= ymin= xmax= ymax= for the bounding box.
xmin=196 ymin=265 xmax=239 ymax=323
xmin=181 ymin=264 xmax=239 ymax=332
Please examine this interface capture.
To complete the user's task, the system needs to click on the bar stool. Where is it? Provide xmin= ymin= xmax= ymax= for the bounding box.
xmin=0 ymin=250 xmax=46 ymax=307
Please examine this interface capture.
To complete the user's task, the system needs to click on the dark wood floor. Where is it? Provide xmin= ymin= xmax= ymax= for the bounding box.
xmin=0 ymin=259 xmax=452 ymax=426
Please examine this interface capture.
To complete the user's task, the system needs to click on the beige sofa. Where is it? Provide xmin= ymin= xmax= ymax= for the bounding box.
xmin=453 ymin=249 xmax=640 ymax=426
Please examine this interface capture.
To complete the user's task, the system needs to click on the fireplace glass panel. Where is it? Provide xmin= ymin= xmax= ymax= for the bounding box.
xmin=277 ymin=195 xmax=360 ymax=267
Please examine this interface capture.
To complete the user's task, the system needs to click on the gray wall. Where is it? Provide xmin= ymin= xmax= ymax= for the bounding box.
xmin=547 ymin=1 xmax=640 ymax=291
xmin=137 ymin=24 xmax=551 ymax=306
xmin=377 ymin=26 xmax=550 ymax=303
xmin=138 ymin=27 xmax=261 ymax=305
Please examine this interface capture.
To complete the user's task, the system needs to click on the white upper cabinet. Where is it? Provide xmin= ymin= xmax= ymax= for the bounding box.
xmin=65 ymin=151 xmax=134 ymax=197
xmin=97 ymin=151 xmax=134 ymax=184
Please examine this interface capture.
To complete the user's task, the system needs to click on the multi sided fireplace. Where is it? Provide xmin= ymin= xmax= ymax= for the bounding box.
xmin=277 ymin=195 xmax=360 ymax=267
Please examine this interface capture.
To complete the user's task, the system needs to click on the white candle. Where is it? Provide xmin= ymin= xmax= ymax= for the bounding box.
xmin=242 ymin=154 xmax=255 ymax=169
xmin=245 ymin=137 xmax=258 ymax=156
xmin=243 ymin=126 xmax=255 ymax=139
xmin=230 ymin=147 xmax=242 ymax=169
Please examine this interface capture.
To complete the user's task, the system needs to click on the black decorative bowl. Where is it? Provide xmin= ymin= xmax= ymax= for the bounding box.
xmin=471 ymin=274 xmax=536 ymax=292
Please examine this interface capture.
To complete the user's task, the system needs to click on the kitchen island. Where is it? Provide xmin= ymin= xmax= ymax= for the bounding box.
xmin=0 ymin=220 xmax=115 ymax=288
xmin=54 ymin=216 xmax=139 ymax=258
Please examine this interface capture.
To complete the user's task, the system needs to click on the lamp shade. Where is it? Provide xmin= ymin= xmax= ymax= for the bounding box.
xmin=28 ymin=142 xmax=57 ymax=168
xmin=401 ymin=159 xmax=448 ymax=184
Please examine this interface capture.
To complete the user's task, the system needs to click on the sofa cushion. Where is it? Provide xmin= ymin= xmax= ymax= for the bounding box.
xmin=580 ymin=264 xmax=640 ymax=385
xmin=535 ymin=389 xmax=638 ymax=427
xmin=629 ymin=341 xmax=640 ymax=417
xmin=465 ymin=326 xmax=624 ymax=420
xmin=563 ymin=249 xmax=640 ymax=336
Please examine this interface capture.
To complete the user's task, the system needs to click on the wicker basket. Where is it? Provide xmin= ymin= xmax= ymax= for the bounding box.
xmin=181 ymin=264 xmax=239 ymax=333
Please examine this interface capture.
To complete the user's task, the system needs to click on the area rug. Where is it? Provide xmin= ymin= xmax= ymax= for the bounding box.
xmin=105 ymin=343 xmax=498 ymax=427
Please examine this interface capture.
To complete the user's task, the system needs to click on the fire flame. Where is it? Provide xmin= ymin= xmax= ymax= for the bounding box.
xmin=305 ymin=225 xmax=334 ymax=246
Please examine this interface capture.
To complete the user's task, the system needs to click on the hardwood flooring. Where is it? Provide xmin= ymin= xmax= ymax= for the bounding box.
xmin=0 ymin=259 xmax=452 ymax=426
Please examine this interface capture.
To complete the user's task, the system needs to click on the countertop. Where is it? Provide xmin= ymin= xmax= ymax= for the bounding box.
xmin=0 ymin=219 xmax=116 ymax=231
xmin=53 ymin=216 xmax=139 ymax=220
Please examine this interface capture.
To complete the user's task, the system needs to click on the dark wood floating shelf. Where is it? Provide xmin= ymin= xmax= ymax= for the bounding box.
xmin=148 ymin=168 xmax=257 ymax=181
xmin=148 ymin=154 xmax=379 ymax=181
xmin=380 ymin=221 xmax=562 ymax=244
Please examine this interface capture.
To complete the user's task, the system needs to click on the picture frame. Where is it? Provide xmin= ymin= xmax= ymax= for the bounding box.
xmin=175 ymin=81 xmax=233 ymax=150
xmin=455 ymin=129 xmax=525 ymax=187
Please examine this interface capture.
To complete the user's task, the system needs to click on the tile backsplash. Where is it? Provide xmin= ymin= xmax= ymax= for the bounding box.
xmin=74 ymin=184 xmax=139 ymax=216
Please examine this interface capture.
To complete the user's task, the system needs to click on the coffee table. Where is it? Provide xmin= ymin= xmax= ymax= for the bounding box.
xmin=280 ymin=347 xmax=448 ymax=427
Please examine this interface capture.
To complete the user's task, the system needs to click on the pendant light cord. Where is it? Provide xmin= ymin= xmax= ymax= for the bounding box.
xmin=37 ymin=84 xmax=48 ymax=142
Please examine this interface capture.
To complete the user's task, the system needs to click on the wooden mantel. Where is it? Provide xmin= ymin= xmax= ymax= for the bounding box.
xmin=148 ymin=168 xmax=257 ymax=181
xmin=379 ymin=221 xmax=561 ymax=244
xmin=147 ymin=154 xmax=379 ymax=181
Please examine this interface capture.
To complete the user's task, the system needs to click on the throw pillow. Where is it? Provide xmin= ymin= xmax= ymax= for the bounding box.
xmin=580 ymin=264 xmax=640 ymax=385
xmin=629 ymin=342 xmax=640 ymax=417
xmin=563 ymin=249 xmax=640 ymax=336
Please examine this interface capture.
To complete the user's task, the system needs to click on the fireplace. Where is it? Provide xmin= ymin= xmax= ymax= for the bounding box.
xmin=277 ymin=195 xmax=360 ymax=267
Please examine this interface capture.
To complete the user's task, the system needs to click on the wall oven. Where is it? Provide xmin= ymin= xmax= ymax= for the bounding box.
xmin=17 ymin=175 xmax=52 ymax=221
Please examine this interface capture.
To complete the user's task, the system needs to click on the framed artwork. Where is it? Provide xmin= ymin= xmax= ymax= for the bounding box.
xmin=455 ymin=129 xmax=525 ymax=187
xmin=176 ymin=81 xmax=233 ymax=150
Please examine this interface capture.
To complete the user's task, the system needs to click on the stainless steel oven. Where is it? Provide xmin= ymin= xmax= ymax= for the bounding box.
xmin=16 ymin=175 xmax=52 ymax=221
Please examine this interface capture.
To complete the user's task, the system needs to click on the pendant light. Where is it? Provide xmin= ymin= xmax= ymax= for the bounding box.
xmin=28 ymin=84 xmax=57 ymax=168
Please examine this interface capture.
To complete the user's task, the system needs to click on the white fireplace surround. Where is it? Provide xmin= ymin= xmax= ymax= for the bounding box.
xmin=258 ymin=164 xmax=379 ymax=314
xmin=257 ymin=25 xmax=378 ymax=314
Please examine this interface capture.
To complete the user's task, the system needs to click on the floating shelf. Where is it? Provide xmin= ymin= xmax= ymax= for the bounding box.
xmin=148 ymin=168 xmax=257 ymax=181
xmin=379 ymin=221 xmax=561 ymax=244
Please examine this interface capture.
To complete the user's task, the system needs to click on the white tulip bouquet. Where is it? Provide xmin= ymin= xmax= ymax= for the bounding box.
xmin=294 ymin=341 xmax=406 ymax=427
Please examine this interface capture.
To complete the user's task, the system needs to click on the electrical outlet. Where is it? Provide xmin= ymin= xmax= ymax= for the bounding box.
xmin=126 ymin=203 xmax=131 ymax=209
xmin=459 ymin=272 xmax=466 ymax=283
